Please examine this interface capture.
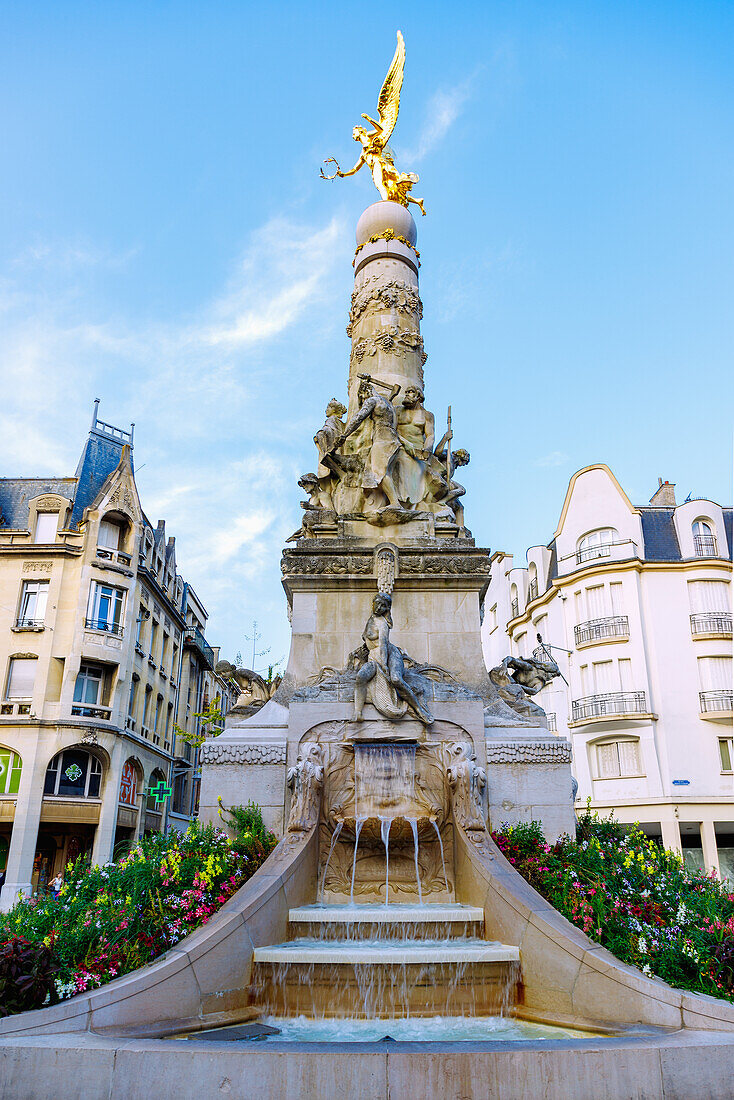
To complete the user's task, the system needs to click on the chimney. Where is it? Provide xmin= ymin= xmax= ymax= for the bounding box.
xmin=649 ymin=478 xmax=676 ymax=507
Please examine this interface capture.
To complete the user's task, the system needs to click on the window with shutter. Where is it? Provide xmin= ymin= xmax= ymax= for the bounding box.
xmin=5 ymin=658 xmax=37 ymax=699
xmin=597 ymin=743 xmax=619 ymax=778
xmin=34 ymin=513 xmax=58 ymax=543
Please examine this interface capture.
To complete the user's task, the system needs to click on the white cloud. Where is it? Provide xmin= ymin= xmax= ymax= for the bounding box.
xmin=534 ymin=451 xmax=569 ymax=468
xmin=400 ymin=77 xmax=475 ymax=163
xmin=0 ymin=212 xmax=347 ymax=658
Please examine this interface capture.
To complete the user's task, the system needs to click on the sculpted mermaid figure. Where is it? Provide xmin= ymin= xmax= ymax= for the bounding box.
xmin=353 ymin=593 xmax=434 ymax=726
xmin=320 ymin=30 xmax=426 ymax=215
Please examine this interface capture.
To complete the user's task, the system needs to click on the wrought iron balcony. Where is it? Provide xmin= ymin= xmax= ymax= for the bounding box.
xmin=694 ymin=534 xmax=718 ymax=558
xmin=576 ymin=543 xmax=614 ymax=565
xmin=510 ymin=599 xmax=519 ymax=619
xmin=71 ymin=704 xmax=112 ymax=720
xmin=575 ymin=616 xmax=630 ymax=646
xmin=85 ymin=617 xmax=124 ymax=637
xmin=528 ymin=579 xmax=538 ymax=602
xmin=690 ymin=612 xmax=732 ymax=637
xmin=571 ymin=691 xmax=648 ymax=722
xmin=13 ymin=617 xmax=45 ymax=630
xmin=700 ymin=690 xmax=733 ymax=714
xmin=546 ymin=712 xmax=557 ymax=732
xmin=184 ymin=627 xmax=214 ymax=670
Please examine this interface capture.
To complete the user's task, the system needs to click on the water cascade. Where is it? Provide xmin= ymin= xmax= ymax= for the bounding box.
xmin=250 ymin=738 xmax=522 ymax=1021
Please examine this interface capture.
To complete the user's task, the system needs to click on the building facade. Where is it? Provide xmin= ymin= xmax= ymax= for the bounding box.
xmin=0 ymin=403 xmax=235 ymax=908
xmin=482 ymin=465 xmax=733 ymax=879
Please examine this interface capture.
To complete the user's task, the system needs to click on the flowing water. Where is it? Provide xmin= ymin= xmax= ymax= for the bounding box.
xmin=250 ymin=742 xmax=523 ymax=1028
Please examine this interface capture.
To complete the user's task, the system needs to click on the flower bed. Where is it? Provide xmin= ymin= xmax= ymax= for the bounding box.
xmin=492 ymin=812 xmax=734 ymax=1003
xmin=0 ymin=808 xmax=276 ymax=1015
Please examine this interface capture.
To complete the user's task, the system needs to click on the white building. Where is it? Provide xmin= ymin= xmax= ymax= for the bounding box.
xmin=482 ymin=465 xmax=733 ymax=879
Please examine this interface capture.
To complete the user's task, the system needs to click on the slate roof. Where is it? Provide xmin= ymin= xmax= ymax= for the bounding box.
xmin=0 ymin=423 xmax=131 ymax=532
xmin=723 ymin=509 xmax=733 ymax=559
xmin=0 ymin=478 xmax=77 ymax=530
xmin=638 ymin=508 xmax=682 ymax=562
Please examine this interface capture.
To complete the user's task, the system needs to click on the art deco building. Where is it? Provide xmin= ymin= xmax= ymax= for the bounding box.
xmin=482 ymin=464 xmax=733 ymax=879
xmin=0 ymin=403 xmax=235 ymax=908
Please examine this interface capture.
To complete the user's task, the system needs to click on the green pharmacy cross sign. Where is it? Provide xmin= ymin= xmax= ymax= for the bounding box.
xmin=147 ymin=779 xmax=172 ymax=807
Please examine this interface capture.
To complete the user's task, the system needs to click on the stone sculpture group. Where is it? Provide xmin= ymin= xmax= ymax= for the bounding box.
xmin=289 ymin=382 xmax=470 ymax=537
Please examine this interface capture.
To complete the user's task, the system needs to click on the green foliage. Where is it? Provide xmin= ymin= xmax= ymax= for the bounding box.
xmin=0 ymin=935 xmax=57 ymax=1017
xmin=0 ymin=814 xmax=277 ymax=1014
xmin=173 ymin=697 xmax=224 ymax=749
xmin=492 ymin=814 xmax=734 ymax=1004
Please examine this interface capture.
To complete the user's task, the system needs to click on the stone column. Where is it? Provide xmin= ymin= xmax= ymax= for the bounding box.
xmin=700 ymin=819 xmax=720 ymax=876
xmin=91 ymin=738 xmax=126 ymax=866
xmin=0 ymin=742 xmax=45 ymax=911
xmin=347 ymin=201 xmax=425 ymax=414
xmin=661 ymin=817 xmax=682 ymax=855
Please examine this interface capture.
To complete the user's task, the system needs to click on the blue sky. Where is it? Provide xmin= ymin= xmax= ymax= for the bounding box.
xmin=1 ymin=2 xmax=732 ymax=666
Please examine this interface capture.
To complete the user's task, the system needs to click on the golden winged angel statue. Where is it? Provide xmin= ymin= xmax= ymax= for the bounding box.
xmin=321 ymin=30 xmax=426 ymax=215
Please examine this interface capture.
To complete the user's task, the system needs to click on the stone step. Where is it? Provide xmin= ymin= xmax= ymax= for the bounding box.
xmin=289 ymin=904 xmax=484 ymax=924
xmin=253 ymin=940 xmax=519 ymax=965
xmin=288 ymin=903 xmax=485 ymax=940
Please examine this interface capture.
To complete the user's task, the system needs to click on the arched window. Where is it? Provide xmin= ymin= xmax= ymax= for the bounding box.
xmin=119 ymin=759 xmax=140 ymax=808
xmin=692 ymin=519 xmax=717 ymax=558
xmin=44 ymin=749 xmax=102 ymax=798
xmin=593 ymin=738 xmax=642 ymax=779
xmin=577 ymin=528 xmax=619 ymax=565
xmin=146 ymin=769 xmax=167 ymax=813
xmin=510 ymin=583 xmax=519 ymax=619
xmin=0 ymin=747 xmax=22 ymax=795
xmin=528 ymin=562 xmax=538 ymax=602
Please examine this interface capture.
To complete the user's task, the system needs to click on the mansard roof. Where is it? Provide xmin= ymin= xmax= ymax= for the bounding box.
xmin=0 ymin=477 xmax=77 ymax=530
xmin=0 ymin=406 xmax=134 ymax=532
xmin=637 ymin=508 xmax=682 ymax=562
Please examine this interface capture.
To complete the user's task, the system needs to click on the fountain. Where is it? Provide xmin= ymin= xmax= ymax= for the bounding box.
xmin=2 ymin=33 xmax=734 ymax=1100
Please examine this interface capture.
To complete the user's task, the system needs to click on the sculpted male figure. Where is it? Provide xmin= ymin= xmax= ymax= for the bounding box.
xmin=314 ymin=398 xmax=347 ymax=477
xmin=397 ymin=386 xmax=434 ymax=459
xmin=339 ymin=379 xmax=403 ymax=510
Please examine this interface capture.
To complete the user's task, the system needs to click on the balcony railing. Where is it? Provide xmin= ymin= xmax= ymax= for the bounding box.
xmin=71 ymin=704 xmax=112 ymax=720
xmin=85 ymin=617 xmax=124 ymax=637
xmin=13 ymin=617 xmax=45 ymax=630
xmin=690 ymin=612 xmax=732 ymax=636
xmin=546 ymin=712 xmax=557 ymax=732
xmin=575 ymin=616 xmax=630 ymax=646
xmin=96 ymin=547 xmax=132 ymax=567
xmin=528 ymin=579 xmax=538 ymax=602
xmin=694 ymin=534 xmax=718 ymax=558
xmin=184 ymin=627 xmax=214 ymax=670
xmin=510 ymin=599 xmax=519 ymax=619
xmin=577 ymin=543 xmax=615 ymax=565
xmin=700 ymin=690 xmax=733 ymax=714
xmin=571 ymin=691 xmax=648 ymax=722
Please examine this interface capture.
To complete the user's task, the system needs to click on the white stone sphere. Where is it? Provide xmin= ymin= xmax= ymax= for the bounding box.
xmin=356 ymin=201 xmax=417 ymax=248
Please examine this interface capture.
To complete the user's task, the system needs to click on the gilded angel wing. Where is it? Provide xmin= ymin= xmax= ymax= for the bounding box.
xmin=375 ymin=30 xmax=405 ymax=147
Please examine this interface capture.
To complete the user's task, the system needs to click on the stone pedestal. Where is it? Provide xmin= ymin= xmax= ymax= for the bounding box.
xmin=484 ymin=727 xmax=575 ymax=841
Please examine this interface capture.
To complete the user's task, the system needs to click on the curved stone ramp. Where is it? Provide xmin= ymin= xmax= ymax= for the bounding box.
xmin=454 ymin=824 xmax=734 ymax=1033
xmin=0 ymin=829 xmax=318 ymax=1039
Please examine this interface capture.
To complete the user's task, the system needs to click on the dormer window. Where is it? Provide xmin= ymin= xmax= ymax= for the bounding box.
xmin=99 ymin=519 xmax=122 ymax=550
xmin=34 ymin=512 xmax=58 ymax=544
xmin=692 ymin=519 xmax=717 ymax=558
xmin=528 ymin=563 xmax=538 ymax=602
xmin=510 ymin=583 xmax=519 ymax=619
xmin=577 ymin=528 xmax=619 ymax=565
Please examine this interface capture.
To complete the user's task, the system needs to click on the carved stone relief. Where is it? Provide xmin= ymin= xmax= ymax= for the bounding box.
xmin=199 ymin=743 xmax=286 ymax=766
xmin=446 ymin=742 xmax=487 ymax=831
xmin=286 ymin=743 xmax=324 ymax=832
